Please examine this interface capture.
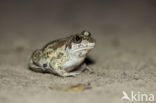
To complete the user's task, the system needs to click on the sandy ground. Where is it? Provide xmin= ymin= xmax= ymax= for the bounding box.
xmin=0 ymin=1 xmax=156 ymax=103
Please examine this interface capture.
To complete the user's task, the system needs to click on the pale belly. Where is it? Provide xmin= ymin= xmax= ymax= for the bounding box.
xmin=62 ymin=56 xmax=85 ymax=72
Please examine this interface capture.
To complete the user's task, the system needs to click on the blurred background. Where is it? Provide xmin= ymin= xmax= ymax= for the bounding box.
xmin=0 ymin=0 xmax=156 ymax=54
xmin=1 ymin=0 xmax=156 ymax=48
xmin=1 ymin=0 xmax=156 ymax=40
xmin=0 ymin=0 xmax=156 ymax=103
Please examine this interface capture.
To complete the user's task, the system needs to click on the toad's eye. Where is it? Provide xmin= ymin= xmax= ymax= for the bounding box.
xmin=73 ymin=35 xmax=82 ymax=43
xmin=76 ymin=36 xmax=80 ymax=41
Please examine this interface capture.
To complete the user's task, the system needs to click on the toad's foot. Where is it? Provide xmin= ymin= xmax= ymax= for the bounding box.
xmin=52 ymin=68 xmax=80 ymax=77
xmin=62 ymin=72 xmax=80 ymax=77
xmin=80 ymin=63 xmax=93 ymax=73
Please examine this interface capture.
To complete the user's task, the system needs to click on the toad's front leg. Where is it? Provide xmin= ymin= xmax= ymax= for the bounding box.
xmin=80 ymin=63 xmax=93 ymax=73
xmin=49 ymin=61 xmax=79 ymax=77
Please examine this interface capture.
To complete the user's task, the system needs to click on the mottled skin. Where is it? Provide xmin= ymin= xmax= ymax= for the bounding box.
xmin=29 ymin=31 xmax=96 ymax=77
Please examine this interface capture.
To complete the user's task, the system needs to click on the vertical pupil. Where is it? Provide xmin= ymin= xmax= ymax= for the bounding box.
xmin=76 ymin=36 xmax=80 ymax=41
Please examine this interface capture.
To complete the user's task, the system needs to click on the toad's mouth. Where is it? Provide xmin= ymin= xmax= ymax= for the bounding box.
xmin=71 ymin=46 xmax=95 ymax=52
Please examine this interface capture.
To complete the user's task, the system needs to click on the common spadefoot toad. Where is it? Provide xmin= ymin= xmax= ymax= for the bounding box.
xmin=29 ymin=31 xmax=95 ymax=77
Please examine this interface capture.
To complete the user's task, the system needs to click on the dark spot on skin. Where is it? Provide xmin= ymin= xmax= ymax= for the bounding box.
xmin=57 ymin=55 xmax=61 ymax=59
xmin=43 ymin=64 xmax=47 ymax=68
xmin=47 ymin=52 xmax=49 ymax=56
xmin=59 ymin=52 xmax=63 ymax=55
xmin=57 ymin=52 xmax=64 ymax=59
xmin=53 ymin=46 xmax=57 ymax=50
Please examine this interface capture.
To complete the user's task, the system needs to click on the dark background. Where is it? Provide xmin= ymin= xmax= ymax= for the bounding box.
xmin=1 ymin=0 xmax=156 ymax=49
xmin=1 ymin=0 xmax=156 ymax=35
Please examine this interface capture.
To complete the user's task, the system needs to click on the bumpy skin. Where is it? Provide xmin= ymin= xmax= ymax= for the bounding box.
xmin=29 ymin=31 xmax=96 ymax=77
